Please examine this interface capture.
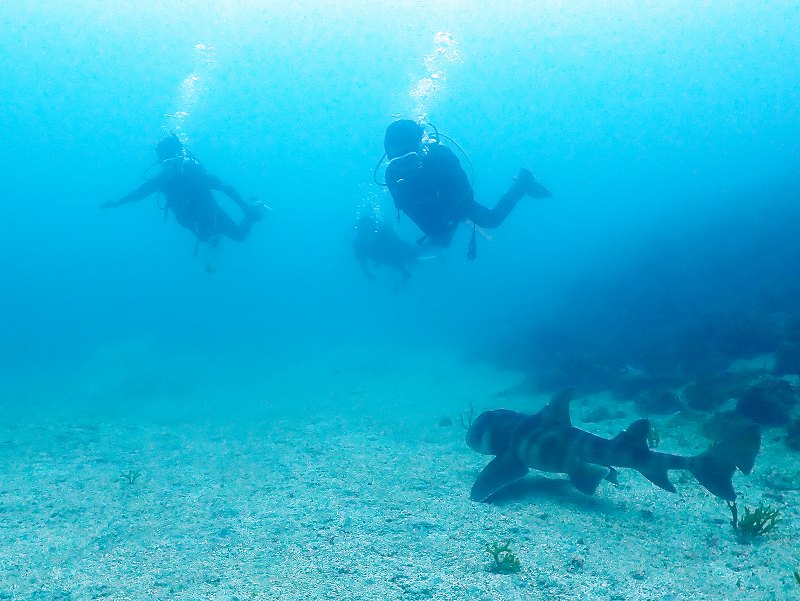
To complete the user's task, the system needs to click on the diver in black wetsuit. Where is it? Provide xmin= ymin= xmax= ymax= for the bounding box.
xmin=102 ymin=134 xmax=263 ymax=247
xmin=352 ymin=210 xmax=424 ymax=282
xmin=381 ymin=120 xmax=551 ymax=257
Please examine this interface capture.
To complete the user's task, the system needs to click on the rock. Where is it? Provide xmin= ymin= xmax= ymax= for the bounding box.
xmin=702 ymin=411 xmax=757 ymax=442
xmin=683 ymin=373 xmax=750 ymax=412
xmin=633 ymin=389 xmax=682 ymax=414
xmin=786 ymin=418 xmax=800 ymax=451
xmin=735 ymin=378 xmax=797 ymax=426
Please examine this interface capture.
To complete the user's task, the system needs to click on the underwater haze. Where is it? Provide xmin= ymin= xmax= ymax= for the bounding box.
xmin=3 ymin=1 xmax=799 ymax=409
xmin=2 ymin=1 xmax=800 ymax=599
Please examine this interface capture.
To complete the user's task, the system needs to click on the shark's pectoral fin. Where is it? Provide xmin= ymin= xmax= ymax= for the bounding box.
xmin=568 ymin=463 xmax=611 ymax=495
xmin=471 ymin=455 xmax=529 ymax=502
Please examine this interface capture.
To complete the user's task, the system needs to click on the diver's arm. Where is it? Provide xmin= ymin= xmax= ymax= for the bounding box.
xmin=101 ymin=178 xmax=160 ymax=208
xmin=207 ymin=175 xmax=250 ymax=213
xmin=353 ymin=241 xmax=376 ymax=281
xmin=384 ymin=157 xmax=417 ymax=214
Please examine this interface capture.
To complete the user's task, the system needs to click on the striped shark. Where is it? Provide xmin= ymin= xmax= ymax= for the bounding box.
xmin=466 ymin=388 xmax=760 ymax=502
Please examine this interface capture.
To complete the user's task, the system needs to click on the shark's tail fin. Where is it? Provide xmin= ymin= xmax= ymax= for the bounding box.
xmin=690 ymin=423 xmax=761 ymax=501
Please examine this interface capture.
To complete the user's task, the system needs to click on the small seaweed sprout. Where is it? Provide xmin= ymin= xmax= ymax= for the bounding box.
xmin=646 ymin=425 xmax=661 ymax=449
xmin=486 ymin=540 xmax=522 ymax=574
xmin=120 ymin=469 xmax=142 ymax=484
xmin=459 ymin=401 xmax=476 ymax=430
xmin=727 ymin=501 xmax=781 ymax=541
xmin=794 ymin=569 xmax=800 ymax=586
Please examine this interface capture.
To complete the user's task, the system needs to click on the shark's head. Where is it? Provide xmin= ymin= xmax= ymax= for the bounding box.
xmin=466 ymin=409 xmax=521 ymax=456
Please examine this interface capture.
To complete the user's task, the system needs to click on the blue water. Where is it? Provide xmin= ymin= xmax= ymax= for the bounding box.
xmin=2 ymin=1 xmax=800 ymax=413
xmin=4 ymin=4 xmax=800 ymax=600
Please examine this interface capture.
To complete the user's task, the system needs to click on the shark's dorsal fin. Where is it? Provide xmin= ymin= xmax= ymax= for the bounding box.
xmin=613 ymin=418 xmax=651 ymax=451
xmin=613 ymin=419 xmax=677 ymax=493
xmin=539 ymin=387 xmax=575 ymax=426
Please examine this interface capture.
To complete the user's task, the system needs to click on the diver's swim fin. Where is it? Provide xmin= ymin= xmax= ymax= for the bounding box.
xmin=525 ymin=178 xmax=552 ymax=199
xmin=516 ymin=168 xmax=552 ymax=199
xmin=244 ymin=200 xmax=275 ymax=224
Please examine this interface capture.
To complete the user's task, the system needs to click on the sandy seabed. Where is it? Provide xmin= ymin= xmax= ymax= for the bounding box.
xmin=1 ymin=349 xmax=798 ymax=601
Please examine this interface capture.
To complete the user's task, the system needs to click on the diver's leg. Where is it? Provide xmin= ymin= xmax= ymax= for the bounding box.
xmin=210 ymin=199 xmax=268 ymax=241
xmin=214 ymin=210 xmax=250 ymax=242
xmin=469 ymin=181 xmax=526 ymax=228
xmin=470 ymin=169 xmax=553 ymax=228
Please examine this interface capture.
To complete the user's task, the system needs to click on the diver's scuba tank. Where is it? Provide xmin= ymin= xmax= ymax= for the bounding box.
xmin=373 ymin=121 xmax=474 ymax=188
xmin=144 ymin=131 xmax=201 ymax=179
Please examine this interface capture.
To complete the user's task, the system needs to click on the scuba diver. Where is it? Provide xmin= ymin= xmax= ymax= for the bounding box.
xmin=352 ymin=207 xmax=426 ymax=284
xmin=101 ymin=133 xmax=265 ymax=251
xmin=379 ymin=119 xmax=552 ymax=258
